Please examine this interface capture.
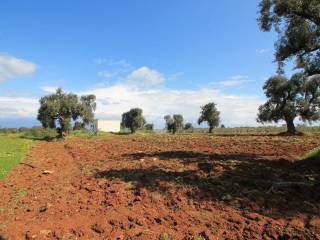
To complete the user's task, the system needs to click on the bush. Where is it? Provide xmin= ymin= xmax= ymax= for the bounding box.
xmin=0 ymin=128 xmax=19 ymax=134
xmin=145 ymin=123 xmax=154 ymax=131
xmin=23 ymin=126 xmax=58 ymax=140
xmin=184 ymin=123 xmax=193 ymax=130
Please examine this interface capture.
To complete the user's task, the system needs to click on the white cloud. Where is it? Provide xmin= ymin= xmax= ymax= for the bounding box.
xmin=256 ymin=48 xmax=270 ymax=54
xmin=0 ymin=68 xmax=263 ymax=127
xmin=127 ymin=66 xmax=165 ymax=87
xmin=80 ymin=84 xmax=263 ymax=128
xmin=0 ymin=96 xmax=38 ymax=118
xmin=41 ymin=86 xmax=58 ymax=93
xmin=94 ymin=58 xmax=131 ymax=68
xmin=0 ymin=53 xmax=37 ymax=82
xmin=218 ymin=75 xmax=249 ymax=87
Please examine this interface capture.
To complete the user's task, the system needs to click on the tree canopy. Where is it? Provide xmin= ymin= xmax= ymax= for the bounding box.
xmin=37 ymin=88 xmax=96 ymax=137
xmin=164 ymin=114 xmax=184 ymax=134
xmin=198 ymin=102 xmax=220 ymax=133
xmin=258 ymin=0 xmax=320 ymax=75
xmin=257 ymin=74 xmax=320 ymax=134
xmin=121 ymin=108 xmax=146 ymax=133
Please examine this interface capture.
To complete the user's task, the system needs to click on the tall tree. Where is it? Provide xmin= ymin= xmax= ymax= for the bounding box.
xmin=121 ymin=108 xmax=146 ymax=133
xmin=37 ymin=88 xmax=96 ymax=137
xmin=198 ymin=102 xmax=220 ymax=133
xmin=257 ymin=74 xmax=320 ymax=134
xmin=258 ymin=0 xmax=320 ymax=75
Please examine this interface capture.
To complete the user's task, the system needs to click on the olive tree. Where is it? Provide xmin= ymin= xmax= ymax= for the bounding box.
xmin=258 ymin=0 xmax=320 ymax=75
xmin=164 ymin=114 xmax=184 ymax=134
xmin=173 ymin=114 xmax=184 ymax=134
xmin=37 ymin=88 xmax=96 ymax=138
xmin=198 ymin=102 xmax=220 ymax=133
xmin=121 ymin=108 xmax=146 ymax=133
xmin=257 ymin=74 xmax=320 ymax=134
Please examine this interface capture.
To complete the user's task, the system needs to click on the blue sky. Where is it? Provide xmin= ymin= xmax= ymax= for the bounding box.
xmin=0 ymin=0 xmax=282 ymax=128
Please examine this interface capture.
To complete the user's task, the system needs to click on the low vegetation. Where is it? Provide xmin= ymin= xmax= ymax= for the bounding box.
xmin=0 ymin=135 xmax=33 ymax=179
xmin=301 ymin=146 xmax=320 ymax=161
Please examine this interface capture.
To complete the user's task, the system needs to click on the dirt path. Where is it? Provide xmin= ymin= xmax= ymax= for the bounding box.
xmin=0 ymin=135 xmax=320 ymax=239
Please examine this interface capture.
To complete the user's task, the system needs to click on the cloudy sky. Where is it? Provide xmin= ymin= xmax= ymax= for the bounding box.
xmin=0 ymin=0 xmax=281 ymax=128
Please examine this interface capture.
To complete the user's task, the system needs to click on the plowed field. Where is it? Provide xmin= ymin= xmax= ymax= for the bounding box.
xmin=0 ymin=134 xmax=320 ymax=239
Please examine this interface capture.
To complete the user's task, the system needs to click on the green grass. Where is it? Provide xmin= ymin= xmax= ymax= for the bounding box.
xmin=301 ymin=146 xmax=320 ymax=161
xmin=0 ymin=134 xmax=33 ymax=179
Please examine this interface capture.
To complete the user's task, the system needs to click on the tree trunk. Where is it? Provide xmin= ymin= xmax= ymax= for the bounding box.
xmin=286 ymin=119 xmax=296 ymax=134
xmin=209 ymin=126 xmax=213 ymax=133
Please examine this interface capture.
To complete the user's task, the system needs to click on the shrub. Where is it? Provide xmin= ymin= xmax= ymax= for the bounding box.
xmin=23 ymin=126 xmax=58 ymax=140
xmin=145 ymin=123 xmax=154 ymax=131
xmin=184 ymin=122 xmax=193 ymax=130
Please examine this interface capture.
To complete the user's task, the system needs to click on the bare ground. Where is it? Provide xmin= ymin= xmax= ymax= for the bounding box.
xmin=0 ymin=134 xmax=320 ymax=240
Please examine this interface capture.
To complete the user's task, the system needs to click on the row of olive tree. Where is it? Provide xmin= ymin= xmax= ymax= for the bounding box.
xmin=257 ymin=0 xmax=320 ymax=134
xmin=163 ymin=102 xmax=221 ymax=134
xmin=120 ymin=102 xmax=221 ymax=134
xmin=164 ymin=102 xmax=220 ymax=134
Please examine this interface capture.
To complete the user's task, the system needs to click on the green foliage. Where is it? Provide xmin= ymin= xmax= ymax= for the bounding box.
xmin=258 ymin=0 xmax=320 ymax=75
xmin=301 ymin=146 xmax=320 ymax=161
xmin=144 ymin=123 xmax=154 ymax=131
xmin=257 ymin=74 xmax=320 ymax=133
xmin=37 ymin=88 xmax=96 ymax=138
xmin=164 ymin=114 xmax=184 ymax=134
xmin=0 ymin=135 xmax=33 ymax=179
xmin=0 ymin=128 xmax=19 ymax=134
xmin=23 ymin=126 xmax=58 ymax=140
xmin=198 ymin=102 xmax=220 ymax=133
xmin=73 ymin=121 xmax=85 ymax=130
xmin=70 ymin=129 xmax=111 ymax=138
xmin=121 ymin=108 xmax=146 ymax=133
xmin=184 ymin=122 xmax=193 ymax=130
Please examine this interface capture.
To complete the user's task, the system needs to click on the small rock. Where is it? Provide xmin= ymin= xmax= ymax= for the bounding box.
xmin=39 ymin=206 xmax=47 ymax=213
xmin=135 ymin=219 xmax=144 ymax=226
xmin=43 ymin=170 xmax=54 ymax=175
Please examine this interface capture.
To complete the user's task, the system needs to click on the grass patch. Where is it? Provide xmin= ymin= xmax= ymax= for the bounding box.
xmin=0 ymin=134 xmax=33 ymax=179
xmin=301 ymin=146 xmax=320 ymax=161
xmin=69 ymin=129 xmax=112 ymax=138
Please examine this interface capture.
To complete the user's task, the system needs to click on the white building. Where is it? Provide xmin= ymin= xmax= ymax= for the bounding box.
xmin=94 ymin=120 xmax=121 ymax=132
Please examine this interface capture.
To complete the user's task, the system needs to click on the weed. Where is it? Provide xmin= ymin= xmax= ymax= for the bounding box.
xmin=159 ymin=233 xmax=172 ymax=240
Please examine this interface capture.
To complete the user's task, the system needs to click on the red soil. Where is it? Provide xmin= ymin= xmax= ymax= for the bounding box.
xmin=0 ymin=134 xmax=320 ymax=240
